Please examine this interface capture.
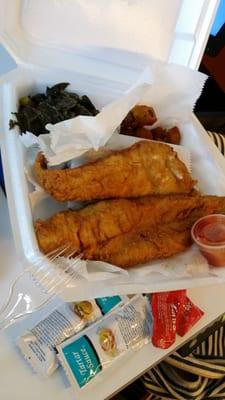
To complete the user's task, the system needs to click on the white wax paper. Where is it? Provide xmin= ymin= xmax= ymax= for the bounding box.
xmin=64 ymin=246 xmax=210 ymax=288
xmin=129 ymin=246 xmax=209 ymax=279
xmin=19 ymin=60 xmax=207 ymax=165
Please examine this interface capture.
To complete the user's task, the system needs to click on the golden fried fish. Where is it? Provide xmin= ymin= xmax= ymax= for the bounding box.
xmin=35 ymin=194 xmax=225 ymax=268
xmin=34 ymin=141 xmax=195 ymax=201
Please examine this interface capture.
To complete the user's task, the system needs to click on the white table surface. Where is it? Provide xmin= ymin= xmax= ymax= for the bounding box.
xmin=0 ymin=187 xmax=225 ymax=400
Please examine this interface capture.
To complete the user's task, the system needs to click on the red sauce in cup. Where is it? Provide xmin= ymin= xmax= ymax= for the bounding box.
xmin=191 ymin=215 xmax=225 ymax=267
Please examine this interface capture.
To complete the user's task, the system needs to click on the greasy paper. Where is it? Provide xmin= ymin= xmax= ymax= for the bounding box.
xmin=20 ymin=60 xmax=206 ymax=165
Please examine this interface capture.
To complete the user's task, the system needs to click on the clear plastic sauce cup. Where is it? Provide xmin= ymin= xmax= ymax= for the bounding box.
xmin=191 ymin=214 xmax=225 ymax=267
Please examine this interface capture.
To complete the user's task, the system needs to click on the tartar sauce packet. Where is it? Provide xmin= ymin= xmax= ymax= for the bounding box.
xmin=57 ymin=295 xmax=152 ymax=390
xmin=17 ymin=295 xmax=127 ymax=377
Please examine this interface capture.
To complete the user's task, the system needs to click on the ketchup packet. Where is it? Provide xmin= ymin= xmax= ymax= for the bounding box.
xmin=176 ymin=296 xmax=204 ymax=337
xmin=150 ymin=290 xmax=204 ymax=349
xmin=151 ymin=292 xmax=177 ymax=349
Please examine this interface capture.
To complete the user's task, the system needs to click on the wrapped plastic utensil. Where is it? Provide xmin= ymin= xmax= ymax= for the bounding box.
xmin=0 ymin=246 xmax=84 ymax=331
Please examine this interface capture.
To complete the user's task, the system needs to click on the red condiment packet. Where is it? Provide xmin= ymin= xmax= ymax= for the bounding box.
xmin=176 ymin=296 xmax=204 ymax=337
xmin=150 ymin=290 xmax=204 ymax=349
xmin=151 ymin=291 xmax=178 ymax=349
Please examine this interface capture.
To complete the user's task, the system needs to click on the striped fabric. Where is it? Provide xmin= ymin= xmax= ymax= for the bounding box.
xmin=207 ymin=131 xmax=225 ymax=155
xmin=193 ymin=324 xmax=225 ymax=362
xmin=142 ymin=321 xmax=225 ymax=399
xmin=114 ymin=320 xmax=225 ymax=400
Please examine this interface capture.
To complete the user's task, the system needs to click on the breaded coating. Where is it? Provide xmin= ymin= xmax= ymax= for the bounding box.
xmin=84 ymin=222 xmax=192 ymax=268
xmin=34 ymin=141 xmax=195 ymax=202
xmin=35 ymin=194 xmax=225 ymax=267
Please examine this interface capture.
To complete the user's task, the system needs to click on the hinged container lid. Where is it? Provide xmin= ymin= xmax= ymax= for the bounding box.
xmin=0 ymin=0 xmax=219 ymax=77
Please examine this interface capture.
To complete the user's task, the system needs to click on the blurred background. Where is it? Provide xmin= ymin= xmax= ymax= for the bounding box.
xmin=195 ymin=0 xmax=225 ymax=132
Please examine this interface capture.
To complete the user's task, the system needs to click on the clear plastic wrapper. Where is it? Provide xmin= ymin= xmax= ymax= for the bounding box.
xmin=57 ymin=295 xmax=152 ymax=390
xmin=17 ymin=295 xmax=127 ymax=377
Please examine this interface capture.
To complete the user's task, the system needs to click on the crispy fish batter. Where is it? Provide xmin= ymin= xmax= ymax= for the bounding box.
xmin=84 ymin=222 xmax=192 ymax=268
xmin=35 ymin=195 xmax=225 ymax=265
xmin=34 ymin=141 xmax=195 ymax=201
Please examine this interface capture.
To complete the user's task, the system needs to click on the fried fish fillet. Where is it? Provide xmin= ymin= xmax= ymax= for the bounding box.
xmin=35 ymin=195 xmax=225 ymax=263
xmin=84 ymin=222 xmax=192 ymax=268
xmin=34 ymin=141 xmax=195 ymax=201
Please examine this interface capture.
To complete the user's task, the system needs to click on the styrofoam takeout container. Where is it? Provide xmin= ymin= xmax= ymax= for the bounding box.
xmin=1 ymin=0 xmax=225 ymax=301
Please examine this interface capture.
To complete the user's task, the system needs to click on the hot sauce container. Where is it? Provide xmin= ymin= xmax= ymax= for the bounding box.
xmin=191 ymin=214 xmax=225 ymax=267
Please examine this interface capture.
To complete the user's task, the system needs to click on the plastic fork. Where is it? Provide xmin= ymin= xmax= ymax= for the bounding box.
xmin=0 ymin=245 xmax=82 ymax=331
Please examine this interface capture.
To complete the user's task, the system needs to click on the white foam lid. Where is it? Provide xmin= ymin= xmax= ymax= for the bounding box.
xmin=0 ymin=0 xmax=219 ymax=76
